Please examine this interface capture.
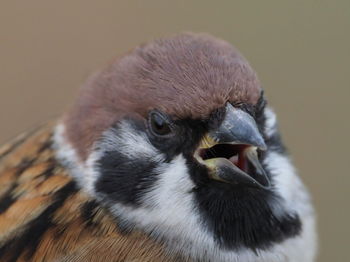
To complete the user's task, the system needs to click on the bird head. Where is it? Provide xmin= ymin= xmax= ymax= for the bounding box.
xmin=54 ymin=33 xmax=316 ymax=261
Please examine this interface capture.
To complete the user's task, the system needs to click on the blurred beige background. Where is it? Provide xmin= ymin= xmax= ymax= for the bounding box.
xmin=1 ymin=1 xmax=349 ymax=261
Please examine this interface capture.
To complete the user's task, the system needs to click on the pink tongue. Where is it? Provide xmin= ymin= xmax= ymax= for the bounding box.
xmin=229 ymin=154 xmax=248 ymax=172
xmin=229 ymin=155 xmax=239 ymax=165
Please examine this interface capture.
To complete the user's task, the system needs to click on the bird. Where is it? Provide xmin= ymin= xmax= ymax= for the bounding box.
xmin=0 ymin=33 xmax=317 ymax=262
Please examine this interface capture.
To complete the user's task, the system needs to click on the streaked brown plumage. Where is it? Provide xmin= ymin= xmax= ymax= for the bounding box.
xmin=0 ymin=123 xmax=179 ymax=262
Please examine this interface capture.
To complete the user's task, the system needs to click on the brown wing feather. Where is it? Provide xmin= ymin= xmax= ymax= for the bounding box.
xmin=0 ymin=123 xmax=180 ymax=262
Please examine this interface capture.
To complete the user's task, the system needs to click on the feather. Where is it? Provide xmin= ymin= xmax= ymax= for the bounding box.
xmin=0 ymin=123 xmax=179 ymax=262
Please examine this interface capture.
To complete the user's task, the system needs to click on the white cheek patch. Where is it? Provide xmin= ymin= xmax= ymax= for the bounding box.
xmin=262 ymin=151 xmax=317 ymax=261
xmin=100 ymin=121 xmax=160 ymax=160
xmin=264 ymin=107 xmax=278 ymax=138
xmin=53 ymin=123 xmax=101 ymax=195
xmin=108 ymin=155 xmax=197 ymax=228
xmin=264 ymin=152 xmax=299 ymax=209
xmin=107 ymin=155 xmax=217 ymax=259
xmin=53 ymin=121 xmax=163 ymax=196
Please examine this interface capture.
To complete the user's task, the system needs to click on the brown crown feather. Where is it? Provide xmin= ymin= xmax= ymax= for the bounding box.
xmin=64 ymin=33 xmax=262 ymax=160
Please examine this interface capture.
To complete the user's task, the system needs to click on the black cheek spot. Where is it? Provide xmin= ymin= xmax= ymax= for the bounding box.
xmin=95 ymin=150 xmax=159 ymax=206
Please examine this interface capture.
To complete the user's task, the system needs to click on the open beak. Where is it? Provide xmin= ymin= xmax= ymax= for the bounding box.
xmin=194 ymin=104 xmax=271 ymax=190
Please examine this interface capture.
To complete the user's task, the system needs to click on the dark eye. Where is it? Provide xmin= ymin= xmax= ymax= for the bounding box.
xmin=149 ymin=111 xmax=172 ymax=136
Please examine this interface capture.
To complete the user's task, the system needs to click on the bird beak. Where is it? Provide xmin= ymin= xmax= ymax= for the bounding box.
xmin=194 ymin=104 xmax=271 ymax=189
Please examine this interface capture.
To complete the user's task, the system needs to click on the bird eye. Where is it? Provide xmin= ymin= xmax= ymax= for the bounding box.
xmin=149 ymin=111 xmax=172 ymax=136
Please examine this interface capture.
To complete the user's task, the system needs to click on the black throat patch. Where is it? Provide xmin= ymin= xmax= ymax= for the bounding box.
xmin=189 ymin=164 xmax=302 ymax=251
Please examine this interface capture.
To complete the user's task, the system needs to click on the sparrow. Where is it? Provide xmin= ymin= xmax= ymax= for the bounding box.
xmin=0 ymin=33 xmax=317 ymax=262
